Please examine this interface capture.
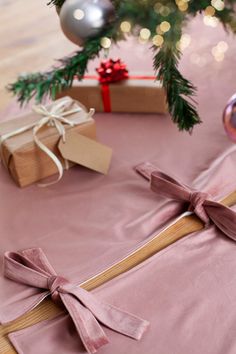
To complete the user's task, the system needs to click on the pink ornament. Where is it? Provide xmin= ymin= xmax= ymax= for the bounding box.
xmin=223 ymin=94 xmax=236 ymax=142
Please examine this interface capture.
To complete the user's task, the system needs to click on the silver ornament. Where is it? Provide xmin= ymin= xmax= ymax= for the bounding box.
xmin=59 ymin=0 xmax=116 ymax=46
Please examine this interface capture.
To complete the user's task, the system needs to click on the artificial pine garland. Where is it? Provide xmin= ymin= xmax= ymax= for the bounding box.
xmin=8 ymin=0 xmax=236 ymax=131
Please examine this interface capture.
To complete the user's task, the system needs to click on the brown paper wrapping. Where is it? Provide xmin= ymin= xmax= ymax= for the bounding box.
xmin=0 ymin=99 xmax=96 ymax=187
xmin=57 ymin=77 xmax=167 ymax=114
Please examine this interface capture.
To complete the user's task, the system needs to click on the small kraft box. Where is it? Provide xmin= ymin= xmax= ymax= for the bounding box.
xmin=0 ymin=97 xmax=96 ymax=187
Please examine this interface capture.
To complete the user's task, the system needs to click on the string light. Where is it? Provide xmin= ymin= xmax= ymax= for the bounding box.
xmin=211 ymin=40 xmax=229 ymax=62
xmin=203 ymin=15 xmax=219 ymax=27
xmin=211 ymin=0 xmax=225 ymax=11
xmin=175 ymin=0 xmax=189 ymax=12
xmin=179 ymin=3 xmax=188 ymax=11
xmin=218 ymin=41 xmax=229 ymax=52
xmin=120 ymin=21 xmax=131 ymax=33
xmin=160 ymin=6 xmax=171 ymax=16
xmin=203 ymin=0 xmax=220 ymax=28
xmin=212 ymin=50 xmax=224 ymax=62
xmin=153 ymin=2 xmax=172 ymax=16
xmin=154 ymin=2 xmax=163 ymax=12
xmin=160 ymin=21 xmax=171 ymax=33
xmin=152 ymin=34 xmax=164 ymax=46
xmin=139 ymin=28 xmax=151 ymax=40
xmin=100 ymin=37 xmax=111 ymax=49
xmin=204 ymin=6 xmax=215 ymax=16
xmin=177 ymin=33 xmax=191 ymax=50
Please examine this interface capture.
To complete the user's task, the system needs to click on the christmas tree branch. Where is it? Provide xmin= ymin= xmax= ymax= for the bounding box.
xmin=154 ymin=46 xmax=200 ymax=131
xmin=152 ymin=8 xmax=201 ymax=131
xmin=47 ymin=0 xmax=65 ymax=7
xmin=8 ymin=36 xmax=109 ymax=104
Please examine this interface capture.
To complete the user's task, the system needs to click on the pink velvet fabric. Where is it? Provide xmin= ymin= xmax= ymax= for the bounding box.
xmin=3 ymin=248 xmax=148 ymax=354
xmin=0 ymin=16 xmax=236 ymax=354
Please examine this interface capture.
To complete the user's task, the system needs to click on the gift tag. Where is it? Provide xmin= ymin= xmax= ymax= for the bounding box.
xmin=58 ymin=131 xmax=112 ymax=174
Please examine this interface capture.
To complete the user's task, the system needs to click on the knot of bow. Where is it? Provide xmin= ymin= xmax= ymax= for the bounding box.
xmin=32 ymin=102 xmax=77 ymax=143
xmin=136 ymin=162 xmax=236 ymax=241
xmin=3 ymin=248 xmax=148 ymax=354
xmin=188 ymin=191 xmax=210 ymax=223
xmin=47 ymin=275 xmax=70 ymax=302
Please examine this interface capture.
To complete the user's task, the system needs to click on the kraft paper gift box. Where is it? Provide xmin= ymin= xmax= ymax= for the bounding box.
xmin=56 ymin=76 xmax=167 ymax=114
xmin=0 ymin=97 xmax=96 ymax=188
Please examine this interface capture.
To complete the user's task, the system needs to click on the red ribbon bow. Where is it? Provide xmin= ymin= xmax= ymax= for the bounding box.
xmin=96 ymin=59 xmax=129 ymax=84
xmin=136 ymin=162 xmax=236 ymax=240
xmin=3 ymin=248 xmax=149 ymax=354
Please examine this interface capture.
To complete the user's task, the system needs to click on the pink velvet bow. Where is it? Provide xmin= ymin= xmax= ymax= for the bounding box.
xmin=136 ymin=163 xmax=236 ymax=241
xmin=151 ymin=170 xmax=236 ymax=240
xmin=4 ymin=248 xmax=149 ymax=354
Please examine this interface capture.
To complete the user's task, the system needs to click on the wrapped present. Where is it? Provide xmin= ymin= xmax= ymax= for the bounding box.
xmin=0 ymin=97 xmax=96 ymax=187
xmin=56 ymin=59 xmax=167 ymax=114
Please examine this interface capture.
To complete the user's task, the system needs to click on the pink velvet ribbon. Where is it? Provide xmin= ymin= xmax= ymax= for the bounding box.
xmin=136 ymin=162 xmax=236 ymax=241
xmin=3 ymin=248 xmax=149 ymax=354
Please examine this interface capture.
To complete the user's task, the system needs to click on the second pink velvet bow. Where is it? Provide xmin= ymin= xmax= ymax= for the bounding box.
xmin=136 ymin=163 xmax=236 ymax=241
xmin=4 ymin=248 xmax=149 ymax=354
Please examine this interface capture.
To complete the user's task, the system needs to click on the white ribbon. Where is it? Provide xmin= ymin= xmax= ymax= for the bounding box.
xmin=0 ymin=97 xmax=95 ymax=187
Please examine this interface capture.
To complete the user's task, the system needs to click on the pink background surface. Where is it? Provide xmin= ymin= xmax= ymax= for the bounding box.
xmin=1 ymin=16 xmax=236 ymax=353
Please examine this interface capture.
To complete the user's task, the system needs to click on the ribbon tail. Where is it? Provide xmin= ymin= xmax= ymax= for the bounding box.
xmin=33 ymin=126 xmax=64 ymax=187
xmin=101 ymin=84 xmax=111 ymax=113
xmin=205 ymin=201 xmax=236 ymax=241
xmin=60 ymin=293 xmax=109 ymax=354
xmin=69 ymin=287 xmax=149 ymax=341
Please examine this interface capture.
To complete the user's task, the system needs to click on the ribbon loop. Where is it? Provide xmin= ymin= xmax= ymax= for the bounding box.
xmin=3 ymin=248 xmax=148 ymax=354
